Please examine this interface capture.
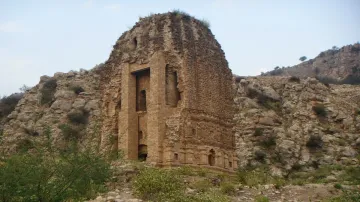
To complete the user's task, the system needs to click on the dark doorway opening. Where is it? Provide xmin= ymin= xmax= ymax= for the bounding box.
xmin=208 ymin=149 xmax=215 ymax=166
xmin=138 ymin=145 xmax=147 ymax=161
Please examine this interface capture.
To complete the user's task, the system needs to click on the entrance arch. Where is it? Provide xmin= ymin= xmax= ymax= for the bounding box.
xmin=208 ymin=149 xmax=215 ymax=166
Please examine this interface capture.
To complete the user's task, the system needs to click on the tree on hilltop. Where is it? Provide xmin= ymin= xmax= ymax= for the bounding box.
xmin=299 ymin=56 xmax=307 ymax=62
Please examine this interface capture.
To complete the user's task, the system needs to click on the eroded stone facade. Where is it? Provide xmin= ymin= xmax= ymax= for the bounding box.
xmin=99 ymin=13 xmax=237 ymax=171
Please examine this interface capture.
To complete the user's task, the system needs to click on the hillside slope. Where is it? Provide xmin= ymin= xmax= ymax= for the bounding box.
xmin=234 ymin=76 xmax=360 ymax=175
xmin=264 ymin=43 xmax=360 ymax=84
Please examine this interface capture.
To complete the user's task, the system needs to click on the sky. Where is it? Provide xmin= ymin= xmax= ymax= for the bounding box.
xmin=0 ymin=0 xmax=359 ymax=96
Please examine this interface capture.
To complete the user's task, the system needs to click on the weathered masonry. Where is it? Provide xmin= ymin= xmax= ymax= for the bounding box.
xmin=100 ymin=12 xmax=237 ymax=171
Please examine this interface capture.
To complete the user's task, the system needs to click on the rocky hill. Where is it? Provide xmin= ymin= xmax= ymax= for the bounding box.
xmin=0 ymin=68 xmax=103 ymax=154
xmin=263 ymin=43 xmax=360 ymax=84
xmin=234 ymin=76 xmax=360 ymax=175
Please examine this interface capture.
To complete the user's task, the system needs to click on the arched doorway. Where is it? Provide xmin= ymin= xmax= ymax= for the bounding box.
xmin=208 ymin=149 xmax=215 ymax=166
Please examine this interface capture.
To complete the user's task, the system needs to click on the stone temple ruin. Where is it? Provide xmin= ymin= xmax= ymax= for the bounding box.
xmin=99 ymin=12 xmax=237 ymax=171
xmin=1 ymin=12 xmax=237 ymax=172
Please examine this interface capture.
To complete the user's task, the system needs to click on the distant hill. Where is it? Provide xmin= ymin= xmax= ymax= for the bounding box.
xmin=263 ymin=43 xmax=360 ymax=84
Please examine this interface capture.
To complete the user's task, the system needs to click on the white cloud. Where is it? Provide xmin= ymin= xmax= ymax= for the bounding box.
xmin=104 ymin=3 xmax=121 ymax=11
xmin=0 ymin=21 xmax=23 ymax=33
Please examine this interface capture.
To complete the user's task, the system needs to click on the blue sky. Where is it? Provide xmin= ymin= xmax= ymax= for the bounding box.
xmin=0 ymin=0 xmax=359 ymax=96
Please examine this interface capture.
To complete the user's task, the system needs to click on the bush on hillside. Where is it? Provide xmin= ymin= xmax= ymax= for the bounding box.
xmin=16 ymin=138 xmax=34 ymax=153
xmin=0 ymin=93 xmax=23 ymax=119
xmin=312 ymin=104 xmax=327 ymax=117
xmin=0 ymin=151 xmax=111 ymax=202
xmin=306 ymin=135 xmax=323 ymax=149
xmin=237 ymin=167 xmax=272 ymax=187
xmin=199 ymin=19 xmax=210 ymax=28
xmin=58 ymin=124 xmax=82 ymax=141
xmin=67 ymin=109 xmax=89 ymax=125
xmin=133 ymin=168 xmax=185 ymax=201
xmin=172 ymin=9 xmax=191 ymax=20
xmin=255 ymin=195 xmax=270 ymax=202
xmin=259 ymin=135 xmax=277 ymax=148
xmin=254 ymin=128 xmax=264 ymax=136
xmin=288 ymin=76 xmax=300 ymax=83
xmin=254 ymin=150 xmax=267 ymax=162
xmin=40 ymin=79 xmax=57 ymax=105
xmin=220 ymin=182 xmax=236 ymax=196
xmin=269 ymin=68 xmax=283 ymax=76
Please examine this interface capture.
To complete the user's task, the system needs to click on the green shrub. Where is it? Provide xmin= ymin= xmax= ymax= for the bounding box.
xmin=70 ymin=86 xmax=85 ymax=95
xmin=189 ymin=191 xmax=230 ymax=202
xmin=306 ymin=135 xmax=323 ymax=149
xmin=40 ymin=79 xmax=57 ymax=105
xmin=260 ymin=135 xmax=276 ymax=148
xmin=237 ymin=168 xmax=271 ymax=187
xmin=334 ymin=183 xmax=342 ymax=189
xmin=0 ymin=151 xmax=110 ymax=202
xmin=274 ymin=177 xmax=286 ymax=189
xmin=254 ymin=92 xmax=281 ymax=111
xmin=58 ymin=124 xmax=82 ymax=141
xmin=254 ymin=150 xmax=266 ymax=162
xmin=174 ymin=165 xmax=196 ymax=176
xmin=172 ymin=9 xmax=191 ymax=20
xmin=341 ymin=166 xmax=360 ymax=185
xmin=220 ymin=182 xmax=236 ymax=195
xmin=67 ymin=109 xmax=89 ymax=124
xmin=199 ymin=19 xmax=210 ymax=28
xmin=265 ymin=100 xmax=281 ymax=111
xmin=191 ymin=179 xmax=212 ymax=193
xmin=198 ymin=168 xmax=207 ymax=177
xmin=133 ymin=168 xmax=185 ymax=201
xmin=289 ymin=76 xmax=300 ymax=83
xmin=312 ymin=104 xmax=327 ymax=117
xmin=0 ymin=93 xmax=23 ymax=119
xmin=307 ymin=165 xmax=334 ymax=183
xmin=16 ymin=138 xmax=34 ymax=153
xmin=356 ymin=109 xmax=360 ymax=116
xmin=328 ymin=190 xmax=360 ymax=202
xmin=254 ymin=128 xmax=263 ymax=136
xmin=255 ymin=195 xmax=269 ymax=202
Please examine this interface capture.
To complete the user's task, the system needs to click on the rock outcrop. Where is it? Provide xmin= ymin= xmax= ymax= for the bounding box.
xmin=234 ymin=76 xmax=360 ymax=175
xmin=0 ymin=68 xmax=103 ymax=153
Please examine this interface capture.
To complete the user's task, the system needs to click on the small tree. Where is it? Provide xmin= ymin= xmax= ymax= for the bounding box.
xmin=299 ymin=56 xmax=307 ymax=62
xmin=19 ymin=85 xmax=31 ymax=93
xmin=332 ymin=46 xmax=339 ymax=51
